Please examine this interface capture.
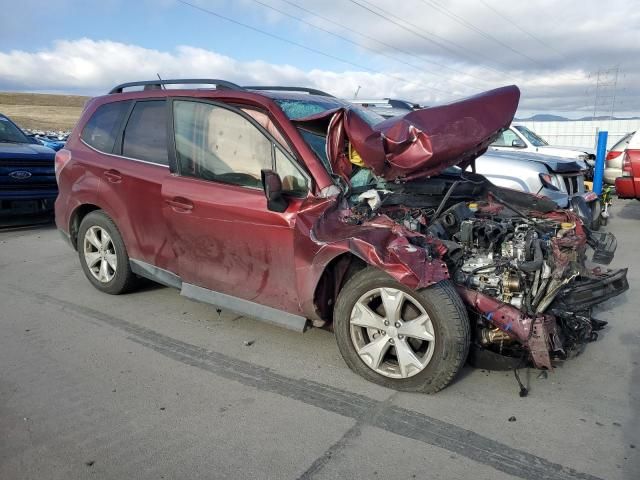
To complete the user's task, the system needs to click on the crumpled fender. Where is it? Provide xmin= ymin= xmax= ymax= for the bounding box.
xmin=307 ymin=199 xmax=450 ymax=290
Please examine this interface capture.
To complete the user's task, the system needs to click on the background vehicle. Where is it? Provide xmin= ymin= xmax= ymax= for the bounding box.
xmin=349 ymin=98 xmax=423 ymax=118
xmin=32 ymin=134 xmax=66 ymax=151
xmin=615 ymin=131 xmax=640 ymax=199
xmin=0 ymin=113 xmax=57 ymax=219
xmin=56 ymin=80 xmax=626 ymax=393
xmin=490 ymin=123 xmax=595 ymax=164
xmin=606 ymin=131 xmax=635 ymax=185
xmin=474 ymin=150 xmax=600 ymax=228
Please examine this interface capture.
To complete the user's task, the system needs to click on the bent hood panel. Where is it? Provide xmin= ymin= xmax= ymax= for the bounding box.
xmin=330 ymin=86 xmax=520 ymax=181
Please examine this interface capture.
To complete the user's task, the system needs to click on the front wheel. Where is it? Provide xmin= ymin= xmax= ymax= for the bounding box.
xmin=333 ymin=268 xmax=470 ymax=393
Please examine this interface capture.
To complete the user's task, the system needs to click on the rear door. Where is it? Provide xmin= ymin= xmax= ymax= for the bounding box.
xmin=95 ymin=99 xmax=177 ymax=273
xmin=161 ymin=98 xmax=310 ymax=314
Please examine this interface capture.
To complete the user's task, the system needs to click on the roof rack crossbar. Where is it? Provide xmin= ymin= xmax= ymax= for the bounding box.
xmin=243 ymin=86 xmax=335 ymax=98
xmin=109 ymin=79 xmax=245 ymax=94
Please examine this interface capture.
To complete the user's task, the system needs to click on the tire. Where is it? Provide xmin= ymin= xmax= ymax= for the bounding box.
xmin=333 ymin=268 xmax=470 ymax=393
xmin=77 ymin=210 xmax=138 ymax=295
xmin=589 ymin=201 xmax=602 ymax=231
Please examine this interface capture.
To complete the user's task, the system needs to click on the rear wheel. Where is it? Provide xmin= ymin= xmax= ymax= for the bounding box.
xmin=77 ymin=210 xmax=137 ymax=294
xmin=333 ymin=268 xmax=470 ymax=393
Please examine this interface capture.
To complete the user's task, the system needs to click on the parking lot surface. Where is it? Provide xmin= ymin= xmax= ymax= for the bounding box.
xmin=1 ymin=201 xmax=639 ymax=480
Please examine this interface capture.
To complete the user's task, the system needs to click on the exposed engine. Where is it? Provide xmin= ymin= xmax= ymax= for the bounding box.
xmin=344 ymin=186 xmax=627 ymax=371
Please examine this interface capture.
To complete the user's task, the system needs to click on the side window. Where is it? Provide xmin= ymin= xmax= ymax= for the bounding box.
xmin=173 ymin=100 xmax=273 ymax=189
xmin=122 ymin=101 xmax=168 ymax=165
xmin=81 ymin=101 xmax=129 ymax=153
xmin=492 ymin=129 xmax=520 ymax=147
xmin=275 ymin=148 xmax=308 ymax=194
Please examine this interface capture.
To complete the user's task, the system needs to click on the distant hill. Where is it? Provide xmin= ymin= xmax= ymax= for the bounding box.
xmin=0 ymin=92 xmax=90 ymax=130
xmin=515 ymin=114 xmax=569 ymax=122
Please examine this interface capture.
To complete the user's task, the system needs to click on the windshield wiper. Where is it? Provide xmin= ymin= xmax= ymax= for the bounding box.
xmin=0 ymin=139 xmax=20 ymax=144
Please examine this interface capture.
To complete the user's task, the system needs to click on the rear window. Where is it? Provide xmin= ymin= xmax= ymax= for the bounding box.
xmin=122 ymin=101 xmax=168 ymax=165
xmin=81 ymin=101 xmax=129 ymax=153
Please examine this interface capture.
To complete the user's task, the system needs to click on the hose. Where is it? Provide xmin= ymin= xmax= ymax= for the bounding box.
xmin=516 ymin=240 xmax=543 ymax=273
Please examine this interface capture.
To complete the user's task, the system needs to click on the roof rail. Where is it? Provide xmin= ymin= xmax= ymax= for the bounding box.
xmin=243 ymin=86 xmax=335 ymax=98
xmin=108 ymin=79 xmax=244 ymax=94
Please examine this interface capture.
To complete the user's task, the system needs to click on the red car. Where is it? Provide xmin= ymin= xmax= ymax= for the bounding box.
xmin=615 ymin=131 xmax=640 ymax=199
xmin=55 ymin=79 xmax=627 ymax=393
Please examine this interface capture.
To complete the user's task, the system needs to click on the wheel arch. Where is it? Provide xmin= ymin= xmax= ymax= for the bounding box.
xmin=311 ymin=252 xmax=367 ymax=326
xmin=69 ymin=203 xmax=101 ymax=250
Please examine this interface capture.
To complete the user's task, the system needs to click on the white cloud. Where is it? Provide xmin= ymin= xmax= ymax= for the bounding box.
xmin=0 ymin=34 xmax=637 ymax=118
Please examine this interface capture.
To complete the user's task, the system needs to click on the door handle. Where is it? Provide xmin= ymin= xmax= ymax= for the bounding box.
xmin=103 ymin=169 xmax=122 ymax=183
xmin=165 ymin=197 xmax=194 ymax=212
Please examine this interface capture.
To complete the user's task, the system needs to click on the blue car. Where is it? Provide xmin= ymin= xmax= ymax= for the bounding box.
xmin=0 ymin=113 xmax=57 ymax=219
xmin=35 ymin=136 xmax=65 ymax=151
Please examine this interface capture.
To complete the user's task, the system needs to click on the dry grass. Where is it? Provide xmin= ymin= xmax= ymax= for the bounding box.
xmin=0 ymin=92 xmax=91 ymax=131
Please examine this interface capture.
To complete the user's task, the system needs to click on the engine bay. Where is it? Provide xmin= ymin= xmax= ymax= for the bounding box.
xmin=341 ymin=177 xmax=628 ymax=371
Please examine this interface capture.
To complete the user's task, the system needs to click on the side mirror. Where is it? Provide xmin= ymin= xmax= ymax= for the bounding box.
xmin=261 ymin=169 xmax=288 ymax=213
xmin=512 ymin=138 xmax=526 ymax=148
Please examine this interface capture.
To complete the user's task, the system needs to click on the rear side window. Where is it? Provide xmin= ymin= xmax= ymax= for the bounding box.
xmin=122 ymin=101 xmax=168 ymax=165
xmin=81 ymin=101 xmax=129 ymax=153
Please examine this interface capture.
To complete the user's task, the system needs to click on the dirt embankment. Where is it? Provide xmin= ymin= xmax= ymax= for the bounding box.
xmin=0 ymin=92 xmax=91 ymax=131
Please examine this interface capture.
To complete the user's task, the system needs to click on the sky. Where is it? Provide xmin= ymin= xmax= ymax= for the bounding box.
xmin=0 ymin=0 xmax=638 ymax=118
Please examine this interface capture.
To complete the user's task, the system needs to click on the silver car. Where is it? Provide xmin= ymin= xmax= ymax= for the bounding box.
xmin=474 ymin=150 xmax=600 ymax=228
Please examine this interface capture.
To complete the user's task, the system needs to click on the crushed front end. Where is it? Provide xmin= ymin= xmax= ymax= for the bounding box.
xmin=340 ymin=178 xmax=628 ymax=370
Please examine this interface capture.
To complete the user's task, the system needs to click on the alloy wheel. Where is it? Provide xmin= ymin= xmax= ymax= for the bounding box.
xmin=83 ymin=226 xmax=117 ymax=283
xmin=350 ymin=287 xmax=436 ymax=379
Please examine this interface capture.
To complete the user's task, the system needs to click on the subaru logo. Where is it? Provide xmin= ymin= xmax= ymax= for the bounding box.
xmin=9 ymin=170 xmax=32 ymax=180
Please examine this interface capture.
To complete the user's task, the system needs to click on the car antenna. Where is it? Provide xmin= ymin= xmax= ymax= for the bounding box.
xmin=156 ymin=73 xmax=166 ymax=90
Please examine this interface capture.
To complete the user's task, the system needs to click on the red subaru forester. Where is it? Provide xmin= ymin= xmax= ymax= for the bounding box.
xmin=56 ymin=79 xmax=627 ymax=393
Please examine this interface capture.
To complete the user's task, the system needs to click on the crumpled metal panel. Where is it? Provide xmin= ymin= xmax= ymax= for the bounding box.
xmin=296 ymin=86 xmax=520 ymax=182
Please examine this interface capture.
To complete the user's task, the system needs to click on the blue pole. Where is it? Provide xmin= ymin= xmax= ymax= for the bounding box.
xmin=593 ymin=130 xmax=608 ymax=195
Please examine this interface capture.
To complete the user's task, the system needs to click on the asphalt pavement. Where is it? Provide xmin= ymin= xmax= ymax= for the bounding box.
xmin=1 ymin=201 xmax=639 ymax=480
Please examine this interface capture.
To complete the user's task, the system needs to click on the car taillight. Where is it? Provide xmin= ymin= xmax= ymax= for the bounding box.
xmin=606 ymin=150 xmax=621 ymax=163
xmin=621 ymin=152 xmax=632 ymax=177
xmin=539 ymin=173 xmax=559 ymax=191
xmin=55 ymin=148 xmax=72 ymax=183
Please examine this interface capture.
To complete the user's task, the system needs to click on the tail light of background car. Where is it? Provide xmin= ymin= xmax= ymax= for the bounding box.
xmin=621 ymin=151 xmax=631 ymax=177
xmin=55 ymin=148 xmax=72 ymax=183
xmin=606 ymin=150 xmax=622 ymax=164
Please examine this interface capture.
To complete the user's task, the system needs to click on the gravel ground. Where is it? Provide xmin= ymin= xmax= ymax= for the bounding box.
xmin=1 ymin=200 xmax=638 ymax=480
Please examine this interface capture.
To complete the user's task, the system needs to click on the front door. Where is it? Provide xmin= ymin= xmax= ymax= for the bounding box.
xmin=162 ymin=99 xmax=310 ymax=314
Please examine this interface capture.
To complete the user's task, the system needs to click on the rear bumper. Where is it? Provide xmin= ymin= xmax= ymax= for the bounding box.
xmin=615 ymin=177 xmax=637 ymax=199
xmin=604 ymin=167 xmax=621 ymax=185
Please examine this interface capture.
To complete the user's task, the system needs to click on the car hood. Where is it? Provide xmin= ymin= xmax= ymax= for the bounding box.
xmin=537 ymin=145 xmax=594 ymax=157
xmin=480 ymin=150 xmax=583 ymax=173
xmin=0 ymin=142 xmax=56 ymax=161
xmin=296 ymin=85 xmax=520 ymax=182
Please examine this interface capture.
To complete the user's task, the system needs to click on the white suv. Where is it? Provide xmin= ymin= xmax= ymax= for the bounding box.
xmin=490 ymin=124 xmax=594 ymax=163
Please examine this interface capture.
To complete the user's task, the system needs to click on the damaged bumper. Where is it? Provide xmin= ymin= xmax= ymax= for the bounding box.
xmin=551 ymin=268 xmax=629 ymax=312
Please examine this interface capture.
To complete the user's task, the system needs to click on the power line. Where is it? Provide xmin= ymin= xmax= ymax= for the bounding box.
xmin=246 ymin=0 xmax=474 ymax=95
xmin=477 ymin=0 xmax=569 ymax=61
xmin=348 ymin=0 xmax=518 ymax=81
xmin=176 ymin=0 xmax=427 ymax=93
xmin=418 ymin=0 xmax=548 ymax=69
xmin=281 ymin=0 xmax=492 ymax=92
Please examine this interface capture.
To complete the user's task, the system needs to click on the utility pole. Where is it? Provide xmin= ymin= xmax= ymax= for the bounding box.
xmin=592 ymin=66 xmax=619 ymax=120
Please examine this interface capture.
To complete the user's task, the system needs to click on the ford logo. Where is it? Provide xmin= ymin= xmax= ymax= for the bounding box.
xmin=9 ymin=170 xmax=32 ymax=180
